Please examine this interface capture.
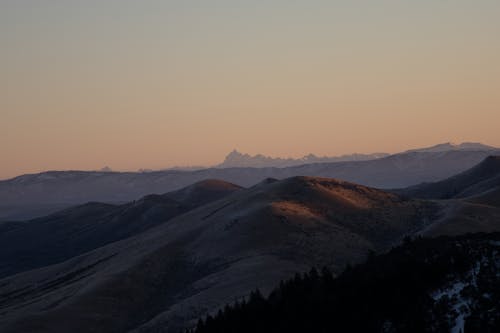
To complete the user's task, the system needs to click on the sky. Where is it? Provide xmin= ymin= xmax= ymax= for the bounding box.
xmin=1 ymin=0 xmax=500 ymax=179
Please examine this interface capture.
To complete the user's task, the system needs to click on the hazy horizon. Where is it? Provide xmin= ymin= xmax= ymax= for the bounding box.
xmin=1 ymin=141 xmax=498 ymax=180
xmin=2 ymin=1 xmax=500 ymax=179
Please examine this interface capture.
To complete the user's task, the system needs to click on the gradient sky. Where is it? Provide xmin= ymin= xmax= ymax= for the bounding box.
xmin=1 ymin=0 xmax=500 ymax=179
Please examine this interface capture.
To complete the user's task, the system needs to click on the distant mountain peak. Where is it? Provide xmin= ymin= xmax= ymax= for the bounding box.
xmin=406 ymin=142 xmax=496 ymax=153
xmin=99 ymin=166 xmax=113 ymax=172
xmin=228 ymin=149 xmax=243 ymax=156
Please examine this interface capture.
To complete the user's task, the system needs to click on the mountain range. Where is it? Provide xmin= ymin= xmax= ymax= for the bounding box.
xmin=216 ymin=149 xmax=389 ymax=168
xmin=0 ymin=154 xmax=499 ymax=332
xmin=1 ymin=142 xmax=498 ymax=221
xmin=217 ymin=142 xmax=495 ymax=168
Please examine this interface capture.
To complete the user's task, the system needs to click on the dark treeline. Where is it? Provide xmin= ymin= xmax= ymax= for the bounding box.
xmin=188 ymin=233 xmax=500 ymax=333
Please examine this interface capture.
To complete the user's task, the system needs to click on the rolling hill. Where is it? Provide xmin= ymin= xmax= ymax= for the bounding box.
xmin=0 ymin=179 xmax=241 ymax=278
xmin=1 ymin=148 xmax=498 ymax=221
xmin=397 ymin=156 xmax=500 ymax=237
xmin=0 ymin=177 xmax=440 ymax=333
xmin=1 ymin=159 xmax=499 ymax=332
xmin=397 ymin=156 xmax=500 ymax=200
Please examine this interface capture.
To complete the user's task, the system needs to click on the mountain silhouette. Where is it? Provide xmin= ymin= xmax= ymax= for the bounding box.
xmin=1 ymin=146 xmax=498 ymax=221
xmin=1 ymin=157 xmax=499 ymax=332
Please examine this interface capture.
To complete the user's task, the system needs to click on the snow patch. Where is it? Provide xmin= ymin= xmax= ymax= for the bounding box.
xmin=431 ymin=260 xmax=485 ymax=333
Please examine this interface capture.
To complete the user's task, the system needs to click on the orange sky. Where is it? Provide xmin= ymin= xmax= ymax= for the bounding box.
xmin=1 ymin=1 xmax=500 ymax=179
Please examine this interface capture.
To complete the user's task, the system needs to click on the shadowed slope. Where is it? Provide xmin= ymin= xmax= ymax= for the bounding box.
xmin=191 ymin=232 xmax=500 ymax=333
xmin=0 ymin=179 xmax=241 ymax=279
xmin=398 ymin=156 xmax=500 ymax=200
xmin=165 ymin=179 xmax=243 ymax=208
xmin=0 ymin=177 xmax=439 ymax=333
xmin=397 ymin=157 xmax=500 ymax=237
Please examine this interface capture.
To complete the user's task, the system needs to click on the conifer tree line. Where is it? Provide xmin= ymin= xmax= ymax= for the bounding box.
xmin=186 ymin=233 xmax=500 ymax=333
